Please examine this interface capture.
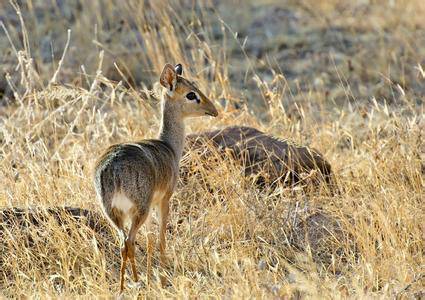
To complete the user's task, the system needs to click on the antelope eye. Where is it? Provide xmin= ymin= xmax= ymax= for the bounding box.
xmin=186 ymin=92 xmax=197 ymax=100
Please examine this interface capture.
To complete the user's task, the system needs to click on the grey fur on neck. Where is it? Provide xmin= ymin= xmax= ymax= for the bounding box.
xmin=158 ymin=93 xmax=185 ymax=161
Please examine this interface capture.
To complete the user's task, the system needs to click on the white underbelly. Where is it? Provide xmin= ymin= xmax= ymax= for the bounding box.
xmin=111 ymin=193 xmax=135 ymax=218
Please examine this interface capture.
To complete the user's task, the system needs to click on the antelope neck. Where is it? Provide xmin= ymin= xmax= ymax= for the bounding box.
xmin=158 ymin=94 xmax=185 ymax=160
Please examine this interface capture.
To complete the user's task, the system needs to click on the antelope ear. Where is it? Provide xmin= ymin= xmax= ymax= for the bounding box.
xmin=175 ymin=63 xmax=183 ymax=75
xmin=160 ymin=64 xmax=177 ymax=92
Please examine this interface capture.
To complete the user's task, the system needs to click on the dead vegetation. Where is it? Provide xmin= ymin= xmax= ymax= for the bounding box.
xmin=0 ymin=0 xmax=424 ymax=298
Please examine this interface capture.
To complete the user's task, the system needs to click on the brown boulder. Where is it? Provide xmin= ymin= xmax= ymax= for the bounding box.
xmin=0 ymin=206 xmax=107 ymax=234
xmin=0 ymin=207 xmax=118 ymax=290
xmin=183 ymin=126 xmax=336 ymax=192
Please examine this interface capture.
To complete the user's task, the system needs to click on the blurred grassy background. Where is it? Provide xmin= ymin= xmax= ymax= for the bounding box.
xmin=0 ymin=0 xmax=424 ymax=298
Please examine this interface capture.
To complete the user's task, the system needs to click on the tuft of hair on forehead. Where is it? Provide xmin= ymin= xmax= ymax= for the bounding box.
xmin=177 ymin=76 xmax=198 ymax=89
xmin=176 ymin=76 xmax=209 ymax=100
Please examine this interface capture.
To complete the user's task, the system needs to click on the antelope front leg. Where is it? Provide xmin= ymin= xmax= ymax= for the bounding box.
xmin=159 ymin=197 xmax=170 ymax=286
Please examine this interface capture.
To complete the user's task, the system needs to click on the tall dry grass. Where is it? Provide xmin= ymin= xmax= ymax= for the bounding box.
xmin=0 ymin=0 xmax=424 ymax=298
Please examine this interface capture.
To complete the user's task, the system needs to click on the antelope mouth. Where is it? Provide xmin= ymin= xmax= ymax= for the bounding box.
xmin=205 ymin=110 xmax=218 ymax=117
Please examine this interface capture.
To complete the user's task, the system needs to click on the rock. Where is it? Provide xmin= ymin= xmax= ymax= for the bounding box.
xmin=289 ymin=210 xmax=348 ymax=264
xmin=0 ymin=206 xmax=107 ymax=234
xmin=0 ymin=206 xmax=118 ymax=290
xmin=182 ymin=126 xmax=336 ymax=192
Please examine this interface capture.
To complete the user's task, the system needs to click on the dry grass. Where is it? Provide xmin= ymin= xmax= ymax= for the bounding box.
xmin=0 ymin=0 xmax=424 ymax=298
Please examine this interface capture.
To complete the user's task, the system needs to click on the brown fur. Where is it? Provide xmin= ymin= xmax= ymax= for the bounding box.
xmin=94 ymin=140 xmax=177 ymax=223
xmin=93 ymin=63 xmax=218 ymax=294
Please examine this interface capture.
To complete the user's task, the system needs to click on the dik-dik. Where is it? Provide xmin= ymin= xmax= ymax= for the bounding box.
xmin=94 ymin=64 xmax=218 ymax=293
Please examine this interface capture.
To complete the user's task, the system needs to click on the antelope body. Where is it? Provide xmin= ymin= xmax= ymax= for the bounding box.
xmin=94 ymin=63 xmax=218 ymax=293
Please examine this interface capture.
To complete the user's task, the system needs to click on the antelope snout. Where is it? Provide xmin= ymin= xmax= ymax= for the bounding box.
xmin=204 ymin=101 xmax=219 ymax=117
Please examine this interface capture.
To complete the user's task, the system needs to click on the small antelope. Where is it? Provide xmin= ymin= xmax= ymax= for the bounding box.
xmin=94 ymin=63 xmax=218 ymax=293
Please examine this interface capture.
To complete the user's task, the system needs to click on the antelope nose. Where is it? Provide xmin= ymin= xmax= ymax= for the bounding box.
xmin=206 ymin=104 xmax=218 ymax=117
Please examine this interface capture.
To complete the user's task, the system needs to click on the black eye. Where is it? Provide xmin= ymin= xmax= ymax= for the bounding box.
xmin=186 ymin=92 xmax=197 ymax=100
